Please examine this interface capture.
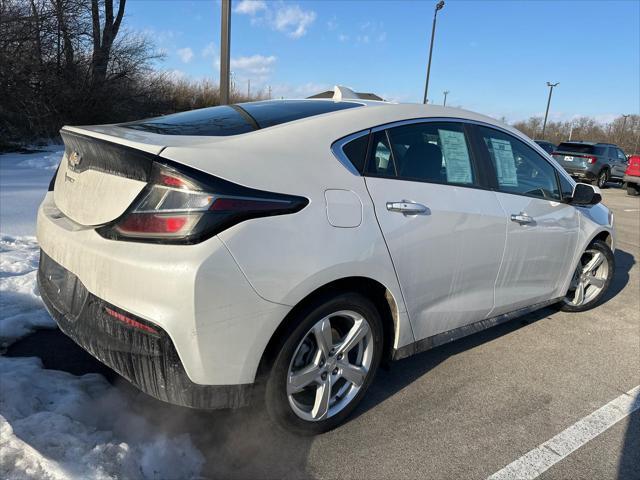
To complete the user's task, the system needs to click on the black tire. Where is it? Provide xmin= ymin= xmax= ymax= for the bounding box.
xmin=559 ymin=239 xmax=615 ymax=312
xmin=626 ymin=183 xmax=640 ymax=196
xmin=597 ymin=169 xmax=609 ymax=188
xmin=264 ymin=292 xmax=383 ymax=435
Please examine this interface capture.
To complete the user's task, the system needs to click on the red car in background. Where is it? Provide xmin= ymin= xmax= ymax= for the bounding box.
xmin=624 ymin=155 xmax=640 ymax=196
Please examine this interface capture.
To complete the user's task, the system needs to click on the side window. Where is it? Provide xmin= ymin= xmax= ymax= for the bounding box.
xmin=607 ymin=147 xmax=617 ymax=158
xmin=594 ymin=146 xmax=607 ymax=156
xmin=617 ymin=149 xmax=627 ymax=161
xmin=478 ymin=126 xmax=561 ymax=200
xmin=366 ymin=130 xmax=396 ymax=177
xmin=341 ymin=134 xmax=369 ymax=173
xmin=382 ymin=122 xmax=475 ymax=185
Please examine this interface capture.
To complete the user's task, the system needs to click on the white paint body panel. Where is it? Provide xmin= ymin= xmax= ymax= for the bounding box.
xmin=36 ymin=101 xmax=615 ymax=390
xmin=365 ymin=179 xmax=507 ymax=340
xmin=491 ymin=193 xmax=580 ymax=315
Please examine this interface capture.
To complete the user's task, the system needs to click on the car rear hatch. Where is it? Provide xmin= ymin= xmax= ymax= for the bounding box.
xmin=53 ymin=127 xmax=165 ymax=226
xmin=552 ymin=143 xmax=596 ymax=170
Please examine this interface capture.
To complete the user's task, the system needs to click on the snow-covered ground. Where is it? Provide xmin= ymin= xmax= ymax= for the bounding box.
xmin=0 ymin=149 xmax=205 ymax=479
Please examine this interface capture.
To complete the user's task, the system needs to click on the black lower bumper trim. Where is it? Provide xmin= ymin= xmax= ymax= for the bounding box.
xmin=37 ymin=250 xmax=252 ymax=409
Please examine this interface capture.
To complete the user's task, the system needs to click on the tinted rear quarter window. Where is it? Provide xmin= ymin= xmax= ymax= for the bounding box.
xmin=342 ymin=134 xmax=369 ymax=173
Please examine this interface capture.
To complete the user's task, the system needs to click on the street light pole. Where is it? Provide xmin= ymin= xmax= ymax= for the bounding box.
xmin=220 ymin=0 xmax=231 ymax=105
xmin=541 ymin=81 xmax=559 ymax=139
xmin=443 ymin=90 xmax=449 ymax=106
xmin=423 ymin=1 xmax=445 ymax=104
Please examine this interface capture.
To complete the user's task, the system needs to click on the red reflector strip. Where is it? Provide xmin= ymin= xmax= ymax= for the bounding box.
xmin=117 ymin=214 xmax=188 ymax=233
xmin=104 ymin=307 xmax=159 ymax=334
xmin=210 ymin=197 xmax=288 ymax=212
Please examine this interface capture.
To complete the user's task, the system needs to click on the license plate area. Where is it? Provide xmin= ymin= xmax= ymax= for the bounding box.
xmin=564 ymin=155 xmax=574 ymax=161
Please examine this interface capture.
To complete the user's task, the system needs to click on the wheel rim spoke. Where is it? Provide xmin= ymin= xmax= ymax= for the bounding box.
xmin=583 ymin=252 xmax=604 ymax=274
xmin=311 ymin=378 xmax=332 ymax=420
xmin=587 ymin=276 xmax=605 ymax=289
xmin=312 ymin=317 xmax=333 ymax=358
xmin=340 ymin=362 xmax=367 ymax=387
xmin=573 ymin=281 xmax=585 ymax=305
xmin=336 ymin=317 xmax=369 ymax=356
xmin=288 ymin=362 xmax=321 ymax=394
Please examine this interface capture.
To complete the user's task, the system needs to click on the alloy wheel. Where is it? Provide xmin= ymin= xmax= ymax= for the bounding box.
xmin=597 ymin=171 xmax=608 ymax=188
xmin=563 ymin=248 xmax=609 ymax=307
xmin=286 ymin=310 xmax=374 ymax=421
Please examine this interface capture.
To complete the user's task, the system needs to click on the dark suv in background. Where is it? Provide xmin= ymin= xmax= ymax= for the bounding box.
xmin=535 ymin=140 xmax=557 ymax=154
xmin=552 ymin=142 xmax=628 ymax=187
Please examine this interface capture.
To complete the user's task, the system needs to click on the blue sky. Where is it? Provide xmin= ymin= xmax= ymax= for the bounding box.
xmin=125 ymin=0 xmax=639 ymax=122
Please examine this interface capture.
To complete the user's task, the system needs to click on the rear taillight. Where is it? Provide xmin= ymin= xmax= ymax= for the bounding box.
xmin=586 ymin=156 xmax=597 ymax=164
xmin=97 ymin=162 xmax=308 ymax=244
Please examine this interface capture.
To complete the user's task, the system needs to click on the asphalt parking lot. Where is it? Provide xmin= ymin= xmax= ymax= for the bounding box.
xmin=8 ymin=185 xmax=639 ymax=480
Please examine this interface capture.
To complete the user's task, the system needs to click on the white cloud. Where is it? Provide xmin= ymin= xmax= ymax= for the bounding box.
xmin=231 ymin=54 xmax=277 ymax=77
xmin=176 ymin=47 xmax=194 ymax=63
xmin=327 ymin=16 xmax=338 ymax=31
xmin=201 ymin=42 xmax=217 ymax=59
xmin=272 ymin=4 xmax=317 ymax=38
xmin=235 ymin=0 xmax=267 ymax=15
xmin=236 ymin=2 xmax=317 ymax=39
xmin=338 ymin=34 xmax=349 ymax=42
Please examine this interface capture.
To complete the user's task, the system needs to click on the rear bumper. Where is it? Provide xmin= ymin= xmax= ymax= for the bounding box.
xmin=38 ymin=251 xmax=251 ymax=409
xmin=562 ymin=167 xmax=596 ymax=181
xmin=36 ymin=192 xmax=291 ymax=388
xmin=623 ymin=174 xmax=640 ymax=185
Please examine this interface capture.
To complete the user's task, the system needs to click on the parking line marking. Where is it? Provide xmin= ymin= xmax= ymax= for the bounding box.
xmin=623 ymin=209 xmax=639 ymax=212
xmin=487 ymin=385 xmax=640 ymax=480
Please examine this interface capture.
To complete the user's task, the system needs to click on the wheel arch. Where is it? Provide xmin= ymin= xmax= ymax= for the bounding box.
xmin=257 ymin=276 xmax=405 ymax=378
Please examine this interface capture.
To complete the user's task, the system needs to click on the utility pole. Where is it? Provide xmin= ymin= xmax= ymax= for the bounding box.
xmin=541 ymin=81 xmax=559 ymax=139
xmin=620 ymin=114 xmax=630 ymax=146
xmin=443 ymin=90 xmax=449 ymax=106
xmin=247 ymin=79 xmax=251 ymax=98
xmin=423 ymin=1 xmax=445 ymax=104
xmin=220 ymin=0 xmax=231 ymax=105
xmin=268 ymin=85 xmax=272 ymax=99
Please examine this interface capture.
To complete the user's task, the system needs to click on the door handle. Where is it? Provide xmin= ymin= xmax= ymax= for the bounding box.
xmin=510 ymin=213 xmax=534 ymax=224
xmin=386 ymin=201 xmax=428 ymax=215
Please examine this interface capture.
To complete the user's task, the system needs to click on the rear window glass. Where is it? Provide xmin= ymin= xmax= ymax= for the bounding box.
xmin=122 ymin=100 xmax=362 ymax=136
xmin=556 ymin=143 xmax=595 ymax=154
xmin=239 ymin=100 xmax=362 ymax=128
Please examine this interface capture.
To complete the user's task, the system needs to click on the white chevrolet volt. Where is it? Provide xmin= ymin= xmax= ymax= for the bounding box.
xmin=37 ymin=89 xmax=616 ymax=434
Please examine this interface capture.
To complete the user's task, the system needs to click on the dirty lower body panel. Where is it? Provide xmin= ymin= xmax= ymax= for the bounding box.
xmin=37 ymin=250 xmax=252 ymax=409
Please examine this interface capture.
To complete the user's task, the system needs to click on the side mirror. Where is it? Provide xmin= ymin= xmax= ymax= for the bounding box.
xmin=569 ymin=183 xmax=601 ymax=206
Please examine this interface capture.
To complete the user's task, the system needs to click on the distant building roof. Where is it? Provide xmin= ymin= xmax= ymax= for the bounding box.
xmin=308 ymin=85 xmax=384 ymax=101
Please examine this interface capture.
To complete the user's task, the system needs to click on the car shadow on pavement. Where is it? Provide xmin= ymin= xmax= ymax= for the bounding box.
xmin=600 ymin=248 xmax=635 ymax=306
xmin=618 ymin=400 xmax=640 ymax=480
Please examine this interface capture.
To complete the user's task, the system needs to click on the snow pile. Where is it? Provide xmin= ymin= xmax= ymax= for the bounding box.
xmin=0 ymin=235 xmax=55 ymax=347
xmin=0 ymin=357 xmax=204 ymax=480
xmin=0 ymin=147 xmax=63 ymax=236
xmin=16 ymin=150 xmax=62 ymax=170
xmin=0 ymin=149 xmax=205 ymax=479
